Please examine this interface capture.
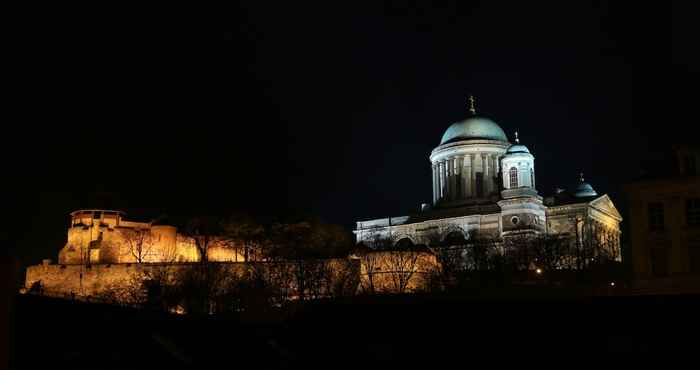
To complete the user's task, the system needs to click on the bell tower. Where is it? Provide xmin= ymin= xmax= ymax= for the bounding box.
xmin=497 ymin=132 xmax=546 ymax=235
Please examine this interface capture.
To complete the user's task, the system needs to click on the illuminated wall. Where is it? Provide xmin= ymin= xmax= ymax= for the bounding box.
xmin=57 ymin=210 xmax=244 ymax=265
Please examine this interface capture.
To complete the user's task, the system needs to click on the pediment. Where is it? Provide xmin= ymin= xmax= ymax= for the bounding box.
xmin=590 ymin=194 xmax=623 ymax=221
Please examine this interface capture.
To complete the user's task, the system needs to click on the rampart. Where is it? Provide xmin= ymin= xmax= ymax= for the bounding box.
xmin=25 ymin=251 xmax=438 ymax=301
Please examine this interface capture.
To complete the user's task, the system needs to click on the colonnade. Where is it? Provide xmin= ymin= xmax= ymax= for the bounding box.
xmin=432 ymin=153 xmax=503 ymax=204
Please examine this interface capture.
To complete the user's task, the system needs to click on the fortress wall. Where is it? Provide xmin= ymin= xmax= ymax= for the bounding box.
xmin=24 ymin=259 xmax=363 ymax=299
xmin=25 ymin=263 xmax=252 ymax=298
xmin=25 ymin=263 xmax=159 ymax=297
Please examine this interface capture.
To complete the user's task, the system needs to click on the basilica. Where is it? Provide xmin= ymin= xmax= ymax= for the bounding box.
xmin=355 ymin=98 xmax=622 ymax=262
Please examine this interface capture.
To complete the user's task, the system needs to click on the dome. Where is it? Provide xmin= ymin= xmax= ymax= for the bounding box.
xmin=573 ymin=182 xmax=598 ymax=197
xmin=440 ymin=116 xmax=508 ymax=145
xmin=506 ymin=144 xmax=530 ymax=154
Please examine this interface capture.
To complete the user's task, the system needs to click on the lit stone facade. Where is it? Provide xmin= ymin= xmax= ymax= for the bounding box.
xmin=58 ymin=210 xmax=243 ymax=265
xmin=355 ymin=110 xmax=623 ymax=264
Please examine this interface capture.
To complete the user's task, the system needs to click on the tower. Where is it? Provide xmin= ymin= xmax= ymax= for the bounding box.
xmin=497 ymin=132 xmax=546 ymax=234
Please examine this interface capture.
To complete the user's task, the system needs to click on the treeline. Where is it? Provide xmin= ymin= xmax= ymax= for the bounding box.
xmin=182 ymin=214 xmax=354 ymax=262
xmin=96 ymin=215 xmax=361 ymax=315
xmin=425 ymin=231 xmax=626 ymax=291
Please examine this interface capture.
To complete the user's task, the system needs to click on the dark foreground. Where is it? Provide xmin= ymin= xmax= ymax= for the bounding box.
xmin=10 ymin=290 xmax=698 ymax=369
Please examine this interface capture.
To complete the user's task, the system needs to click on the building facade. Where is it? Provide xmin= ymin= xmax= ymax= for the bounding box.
xmin=58 ymin=209 xmax=244 ymax=265
xmin=355 ymin=103 xmax=622 ymax=267
xmin=625 ymin=145 xmax=700 ymax=277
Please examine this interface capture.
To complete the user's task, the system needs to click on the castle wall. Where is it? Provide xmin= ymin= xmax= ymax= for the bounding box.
xmin=24 ymin=259 xmax=363 ymax=300
xmin=24 ymin=262 xmax=256 ymax=299
xmin=26 ymin=263 xmax=150 ymax=298
xmin=56 ymin=220 xmax=245 ymax=265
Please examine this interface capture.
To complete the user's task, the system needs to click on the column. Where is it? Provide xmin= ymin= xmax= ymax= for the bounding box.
xmin=451 ymin=158 xmax=458 ymax=200
xmin=462 ymin=155 xmax=470 ymax=198
xmin=492 ymin=154 xmax=500 ymax=192
xmin=447 ymin=158 xmax=453 ymax=200
xmin=455 ymin=157 xmax=462 ymax=199
xmin=469 ymin=154 xmax=475 ymax=198
xmin=440 ymin=161 xmax=446 ymax=201
xmin=482 ymin=154 xmax=490 ymax=195
xmin=437 ymin=162 xmax=443 ymax=201
xmin=432 ymin=164 xmax=437 ymax=204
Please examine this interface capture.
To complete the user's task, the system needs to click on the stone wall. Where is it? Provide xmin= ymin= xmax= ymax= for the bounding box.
xmin=24 ymin=253 xmax=436 ymax=301
xmin=25 ymin=262 xmax=192 ymax=298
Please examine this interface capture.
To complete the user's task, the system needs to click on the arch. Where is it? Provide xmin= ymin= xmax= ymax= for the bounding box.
xmin=393 ymin=233 xmax=417 ymax=245
xmin=443 ymin=231 xmax=468 ymax=246
xmin=394 ymin=237 xmax=415 ymax=250
xmin=509 ymin=167 xmax=518 ymax=188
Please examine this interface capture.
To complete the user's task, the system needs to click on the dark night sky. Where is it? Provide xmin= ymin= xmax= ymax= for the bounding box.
xmin=4 ymin=2 xmax=696 ymax=267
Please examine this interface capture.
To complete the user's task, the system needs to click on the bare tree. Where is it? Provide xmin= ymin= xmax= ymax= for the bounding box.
xmin=384 ymin=249 xmax=423 ymax=293
xmin=120 ymin=227 xmax=156 ymax=263
xmin=181 ymin=216 xmax=219 ymax=263
xmin=358 ymin=250 xmax=381 ymax=295
xmin=354 ymin=232 xmax=389 ymax=294
xmin=221 ymin=213 xmax=266 ymax=262
xmin=266 ymin=219 xmax=352 ymax=300
xmin=325 ymin=258 xmax=359 ymax=298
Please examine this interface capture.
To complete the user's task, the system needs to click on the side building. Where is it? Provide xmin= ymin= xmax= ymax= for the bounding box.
xmin=625 ymin=145 xmax=700 ymax=278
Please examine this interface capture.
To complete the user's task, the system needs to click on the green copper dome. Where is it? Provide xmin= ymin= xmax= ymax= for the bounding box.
xmin=506 ymin=144 xmax=530 ymax=154
xmin=573 ymin=182 xmax=598 ymax=197
xmin=440 ymin=116 xmax=508 ymax=145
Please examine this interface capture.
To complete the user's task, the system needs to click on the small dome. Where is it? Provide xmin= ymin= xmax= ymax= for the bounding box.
xmin=506 ymin=144 xmax=530 ymax=154
xmin=573 ymin=182 xmax=597 ymax=197
xmin=440 ymin=116 xmax=508 ymax=145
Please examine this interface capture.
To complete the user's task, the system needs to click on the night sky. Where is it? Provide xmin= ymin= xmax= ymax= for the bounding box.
xmin=4 ymin=2 xmax=695 ymax=267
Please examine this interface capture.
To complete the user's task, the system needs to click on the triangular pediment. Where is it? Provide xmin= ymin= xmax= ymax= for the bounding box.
xmin=589 ymin=194 xmax=623 ymax=221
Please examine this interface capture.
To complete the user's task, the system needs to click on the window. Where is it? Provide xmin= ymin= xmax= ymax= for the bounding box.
xmin=475 ymin=172 xmax=484 ymax=197
xmin=530 ymin=168 xmax=535 ymax=187
xmin=509 ymin=167 xmax=518 ymax=188
xmin=689 ymin=245 xmax=700 ymax=274
xmin=650 ymin=248 xmax=668 ymax=277
xmin=687 ymin=198 xmax=700 ymax=226
xmin=684 ymin=156 xmax=697 ymax=176
xmin=648 ymin=203 xmax=665 ymax=231
xmin=511 ymin=216 xmax=520 ymax=225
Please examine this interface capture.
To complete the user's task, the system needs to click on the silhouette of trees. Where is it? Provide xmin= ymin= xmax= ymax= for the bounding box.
xmin=180 ymin=216 xmax=220 ymax=263
xmin=265 ymin=219 xmax=354 ymax=300
xmin=384 ymin=249 xmax=424 ymax=293
xmin=119 ymin=227 xmax=156 ymax=263
xmin=221 ymin=213 xmax=265 ymax=262
xmin=355 ymin=244 xmax=381 ymax=294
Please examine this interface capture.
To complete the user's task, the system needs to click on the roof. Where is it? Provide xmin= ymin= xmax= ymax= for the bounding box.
xmin=440 ymin=115 xmax=509 ymax=145
xmin=506 ymin=144 xmax=530 ymax=154
xmin=70 ymin=209 xmax=126 ymax=217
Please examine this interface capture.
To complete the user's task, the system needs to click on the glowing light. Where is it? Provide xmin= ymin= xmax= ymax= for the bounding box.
xmin=535 ymin=268 xmax=542 ymax=274
xmin=610 ymin=282 xmax=615 ymax=287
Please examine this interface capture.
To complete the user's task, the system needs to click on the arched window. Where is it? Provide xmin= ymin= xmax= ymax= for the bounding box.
xmin=530 ymin=168 xmax=535 ymax=187
xmin=509 ymin=167 xmax=518 ymax=188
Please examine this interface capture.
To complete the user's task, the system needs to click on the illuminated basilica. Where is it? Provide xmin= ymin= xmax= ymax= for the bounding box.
xmin=355 ymin=97 xmax=622 ymax=261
